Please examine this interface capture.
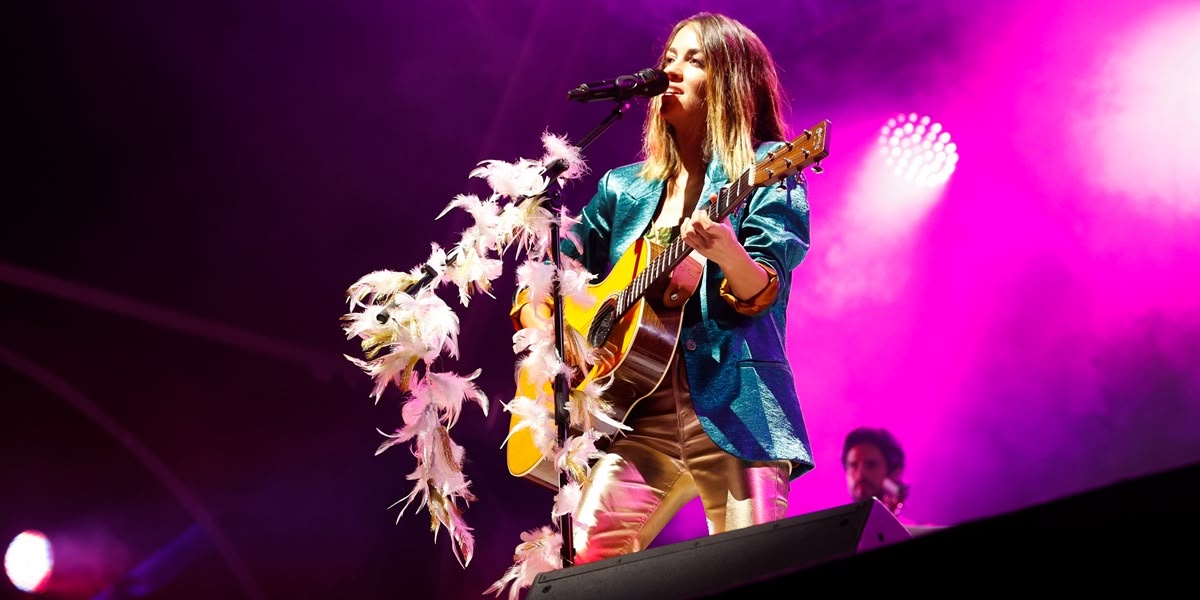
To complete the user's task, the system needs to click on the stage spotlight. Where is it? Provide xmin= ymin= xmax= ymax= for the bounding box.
xmin=5 ymin=530 xmax=53 ymax=593
xmin=3 ymin=524 xmax=214 ymax=599
xmin=3 ymin=527 xmax=132 ymax=598
xmin=877 ymin=113 xmax=958 ymax=187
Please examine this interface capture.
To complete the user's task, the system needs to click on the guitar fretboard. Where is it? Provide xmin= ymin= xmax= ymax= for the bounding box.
xmin=614 ymin=167 xmax=756 ymax=315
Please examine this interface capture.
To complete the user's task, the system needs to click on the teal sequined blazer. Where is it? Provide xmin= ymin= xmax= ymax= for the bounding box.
xmin=566 ymin=142 xmax=814 ymax=477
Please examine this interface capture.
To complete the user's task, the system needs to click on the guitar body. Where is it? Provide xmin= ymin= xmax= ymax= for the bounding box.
xmin=506 ymin=238 xmax=697 ymax=488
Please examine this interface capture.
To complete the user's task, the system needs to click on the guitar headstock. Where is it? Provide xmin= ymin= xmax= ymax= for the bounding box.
xmin=752 ymin=119 xmax=831 ymax=187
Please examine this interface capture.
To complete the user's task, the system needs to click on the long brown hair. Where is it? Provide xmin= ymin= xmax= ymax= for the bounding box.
xmin=640 ymin=13 xmax=790 ymax=182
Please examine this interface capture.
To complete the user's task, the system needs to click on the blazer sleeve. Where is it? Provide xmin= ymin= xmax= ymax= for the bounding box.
xmin=734 ymin=171 xmax=811 ymax=311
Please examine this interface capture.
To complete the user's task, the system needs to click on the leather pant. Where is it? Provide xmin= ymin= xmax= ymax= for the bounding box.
xmin=572 ymin=354 xmax=791 ymax=564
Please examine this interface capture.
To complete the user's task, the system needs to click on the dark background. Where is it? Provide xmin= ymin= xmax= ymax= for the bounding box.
xmin=5 ymin=1 xmax=1198 ymax=599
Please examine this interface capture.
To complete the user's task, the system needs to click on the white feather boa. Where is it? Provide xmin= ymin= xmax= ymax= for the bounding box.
xmin=342 ymin=133 xmax=627 ymax=593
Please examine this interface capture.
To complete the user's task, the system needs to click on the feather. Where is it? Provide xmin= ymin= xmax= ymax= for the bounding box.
xmin=339 ymin=304 xmax=389 ymax=344
xmin=343 ymin=351 xmax=419 ymax=403
xmin=470 ymin=158 xmax=549 ymax=200
xmin=444 ymin=246 xmax=504 ymax=307
xmin=558 ymin=211 xmax=585 ymax=257
xmin=518 ymin=341 xmax=565 ymax=389
xmin=391 ymin=289 xmax=461 ymax=361
xmin=572 ymin=376 xmax=630 ymax=435
xmin=511 ymin=325 xmax=551 ymax=357
xmin=344 ymin=269 xmax=420 ymax=308
xmin=559 ymin=261 xmax=597 ymax=309
xmin=424 ymin=244 xmax=449 ymax=276
xmin=502 ymin=394 xmax=556 ymax=459
xmin=425 ymin=368 xmax=490 ymax=427
xmin=388 ymin=424 xmax=477 ymax=566
xmin=554 ymin=430 xmax=605 ymax=485
xmin=373 ymin=428 xmax=407 ymax=457
xmin=514 ymin=261 xmax=559 ymax=308
xmin=497 ymin=198 xmax=555 ymax=259
xmin=540 ymin=132 xmax=588 ymax=183
xmin=484 ymin=527 xmax=563 ymax=600
xmin=436 ymin=193 xmax=499 ymax=227
xmin=551 ymin=481 xmax=583 ymax=520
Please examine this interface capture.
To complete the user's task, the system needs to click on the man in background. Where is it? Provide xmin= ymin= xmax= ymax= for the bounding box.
xmin=842 ymin=426 xmax=908 ymax=514
xmin=842 ymin=427 xmax=944 ymax=536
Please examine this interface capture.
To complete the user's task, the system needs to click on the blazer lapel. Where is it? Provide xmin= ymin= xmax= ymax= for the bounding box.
xmin=611 ymin=176 xmax=663 ymax=260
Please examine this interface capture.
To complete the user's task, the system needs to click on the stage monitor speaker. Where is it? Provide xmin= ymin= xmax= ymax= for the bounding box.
xmin=527 ymin=498 xmax=910 ymax=600
xmin=732 ymin=461 xmax=1200 ymax=593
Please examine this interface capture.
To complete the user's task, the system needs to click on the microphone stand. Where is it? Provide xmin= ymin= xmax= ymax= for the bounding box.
xmin=387 ymin=96 xmax=636 ymax=569
xmin=537 ymin=97 xmax=633 ymax=568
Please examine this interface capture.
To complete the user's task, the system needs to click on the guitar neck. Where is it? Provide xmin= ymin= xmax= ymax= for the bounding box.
xmin=611 ymin=120 xmax=831 ymax=317
xmin=615 ymin=168 xmax=756 ymax=315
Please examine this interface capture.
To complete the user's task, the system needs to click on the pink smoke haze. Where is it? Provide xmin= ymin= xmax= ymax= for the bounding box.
xmin=653 ymin=0 xmax=1200 ymax=545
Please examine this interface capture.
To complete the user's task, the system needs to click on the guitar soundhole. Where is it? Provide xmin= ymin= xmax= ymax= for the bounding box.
xmin=589 ymin=302 xmax=616 ymax=348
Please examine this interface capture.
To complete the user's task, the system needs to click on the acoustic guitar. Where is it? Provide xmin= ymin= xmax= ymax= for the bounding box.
xmin=507 ymin=120 xmax=831 ymax=488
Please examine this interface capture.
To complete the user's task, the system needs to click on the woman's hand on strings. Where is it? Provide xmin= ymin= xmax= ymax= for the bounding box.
xmin=680 ymin=199 xmax=741 ymax=266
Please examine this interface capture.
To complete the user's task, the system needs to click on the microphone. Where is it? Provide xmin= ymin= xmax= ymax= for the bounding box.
xmin=882 ymin=478 xmax=908 ymax=500
xmin=567 ymin=68 xmax=669 ymax=103
xmin=881 ymin=477 xmax=909 ymax=515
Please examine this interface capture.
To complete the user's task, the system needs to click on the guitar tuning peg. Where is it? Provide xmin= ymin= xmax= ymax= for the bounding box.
xmin=811 ymin=162 xmax=824 ymax=174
